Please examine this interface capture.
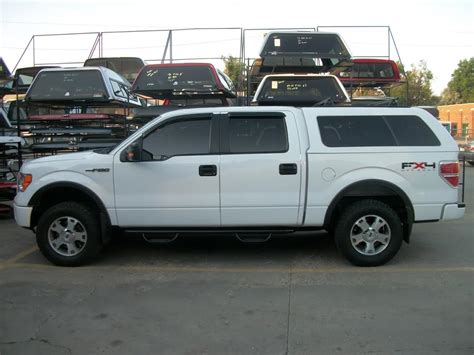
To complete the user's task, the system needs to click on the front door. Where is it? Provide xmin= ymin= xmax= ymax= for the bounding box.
xmin=113 ymin=113 xmax=220 ymax=227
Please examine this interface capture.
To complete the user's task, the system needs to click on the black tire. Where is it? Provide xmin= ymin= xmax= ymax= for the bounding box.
xmin=334 ymin=200 xmax=403 ymax=266
xmin=36 ymin=201 xmax=102 ymax=266
xmin=467 ymin=161 xmax=474 ymax=166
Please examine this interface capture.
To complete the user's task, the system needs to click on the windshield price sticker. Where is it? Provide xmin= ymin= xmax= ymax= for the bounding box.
xmin=271 ymin=81 xmax=278 ymax=89
xmin=274 ymin=38 xmax=281 ymax=47
xmin=297 ymin=36 xmax=312 ymax=45
xmin=286 ymin=83 xmax=307 ymax=91
xmin=145 ymin=69 xmax=158 ymax=77
xmin=167 ymin=72 xmax=183 ymax=82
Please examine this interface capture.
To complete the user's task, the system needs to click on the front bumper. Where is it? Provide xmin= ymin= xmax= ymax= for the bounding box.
xmin=441 ymin=203 xmax=465 ymax=220
xmin=14 ymin=203 xmax=33 ymax=228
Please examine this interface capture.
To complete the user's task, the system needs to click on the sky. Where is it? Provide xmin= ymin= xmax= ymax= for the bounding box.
xmin=1 ymin=0 xmax=473 ymax=95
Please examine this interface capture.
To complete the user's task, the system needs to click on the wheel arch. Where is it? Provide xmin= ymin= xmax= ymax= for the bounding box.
xmin=28 ymin=182 xmax=111 ymax=243
xmin=324 ymin=179 xmax=414 ymax=242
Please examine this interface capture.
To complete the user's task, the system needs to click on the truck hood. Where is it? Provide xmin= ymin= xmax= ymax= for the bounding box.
xmin=20 ymin=150 xmax=114 ymax=184
xmin=26 ymin=151 xmax=101 ymax=165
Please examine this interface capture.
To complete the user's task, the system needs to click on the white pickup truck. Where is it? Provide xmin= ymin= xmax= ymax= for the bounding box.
xmin=14 ymin=106 xmax=465 ymax=266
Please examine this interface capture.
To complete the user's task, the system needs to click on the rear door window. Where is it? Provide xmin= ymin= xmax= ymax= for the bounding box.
xmin=227 ymin=115 xmax=288 ymax=153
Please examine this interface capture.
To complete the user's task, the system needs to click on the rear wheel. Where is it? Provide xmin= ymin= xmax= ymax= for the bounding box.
xmin=36 ymin=201 xmax=102 ymax=266
xmin=334 ymin=200 xmax=403 ymax=266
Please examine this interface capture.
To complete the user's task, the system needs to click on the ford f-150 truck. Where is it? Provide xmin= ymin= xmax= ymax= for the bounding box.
xmin=14 ymin=106 xmax=465 ymax=266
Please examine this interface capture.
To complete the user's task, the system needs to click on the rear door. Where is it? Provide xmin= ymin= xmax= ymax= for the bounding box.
xmin=219 ymin=111 xmax=302 ymax=226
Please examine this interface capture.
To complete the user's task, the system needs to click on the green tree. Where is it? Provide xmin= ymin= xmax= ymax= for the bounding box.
xmin=440 ymin=58 xmax=474 ymax=104
xmin=222 ymin=55 xmax=246 ymax=90
xmin=390 ymin=60 xmax=437 ymax=106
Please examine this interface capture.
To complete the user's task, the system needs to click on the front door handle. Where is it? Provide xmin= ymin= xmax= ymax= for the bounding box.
xmin=279 ymin=163 xmax=297 ymax=175
xmin=199 ymin=165 xmax=217 ymax=176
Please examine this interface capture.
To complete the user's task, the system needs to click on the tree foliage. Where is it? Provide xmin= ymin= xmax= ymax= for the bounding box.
xmin=390 ymin=60 xmax=437 ymax=106
xmin=440 ymin=58 xmax=474 ymax=104
xmin=222 ymin=55 xmax=246 ymax=90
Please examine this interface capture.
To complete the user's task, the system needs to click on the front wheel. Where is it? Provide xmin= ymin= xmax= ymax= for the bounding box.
xmin=334 ymin=200 xmax=403 ymax=266
xmin=36 ymin=201 xmax=102 ymax=266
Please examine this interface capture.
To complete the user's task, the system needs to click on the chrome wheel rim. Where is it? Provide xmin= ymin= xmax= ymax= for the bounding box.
xmin=350 ymin=215 xmax=391 ymax=256
xmin=48 ymin=217 xmax=87 ymax=257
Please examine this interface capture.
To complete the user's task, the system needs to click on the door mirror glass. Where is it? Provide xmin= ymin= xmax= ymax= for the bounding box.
xmin=121 ymin=140 xmax=142 ymax=162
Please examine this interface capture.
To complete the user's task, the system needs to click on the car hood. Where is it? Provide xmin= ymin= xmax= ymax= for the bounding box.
xmin=26 ymin=151 xmax=102 ymax=165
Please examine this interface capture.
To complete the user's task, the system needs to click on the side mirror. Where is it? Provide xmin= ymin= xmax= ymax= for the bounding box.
xmin=120 ymin=138 xmax=142 ymax=162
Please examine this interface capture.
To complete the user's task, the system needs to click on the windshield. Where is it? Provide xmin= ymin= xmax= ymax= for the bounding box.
xmin=133 ymin=66 xmax=218 ymax=94
xmin=260 ymin=33 xmax=350 ymax=59
xmin=256 ymin=77 xmax=347 ymax=104
xmin=26 ymin=70 xmax=108 ymax=101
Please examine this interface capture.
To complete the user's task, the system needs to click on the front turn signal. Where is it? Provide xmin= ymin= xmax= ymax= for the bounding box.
xmin=18 ymin=173 xmax=33 ymax=192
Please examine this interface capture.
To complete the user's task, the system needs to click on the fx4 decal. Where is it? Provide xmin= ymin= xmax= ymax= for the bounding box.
xmin=401 ymin=162 xmax=436 ymax=171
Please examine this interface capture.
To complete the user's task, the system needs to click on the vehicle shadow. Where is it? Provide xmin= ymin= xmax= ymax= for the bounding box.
xmin=98 ymin=231 xmax=341 ymax=268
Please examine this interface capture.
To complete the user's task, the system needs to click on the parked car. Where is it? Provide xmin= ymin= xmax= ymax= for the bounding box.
xmin=84 ymin=57 xmax=146 ymax=84
xmin=14 ymin=106 xmax=464 ymax=266
xmin=252 ymin=74 xmax=350 ymax=106
xmin=459 ymin=140 xmax=474 ymax=166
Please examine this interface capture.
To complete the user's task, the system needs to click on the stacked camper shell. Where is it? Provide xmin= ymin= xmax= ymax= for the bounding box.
xmin=131 ymin=63 xmax=237 ymax=125
xmin=23 ymin=67 xmax=142 ymax=154
xmin=0 ymin=58 xmax=20 ymax=213
xmin=249 ymin=32 xmax=352 ymax=95
xmin=336 ymin=59 xmax=405 ymax=106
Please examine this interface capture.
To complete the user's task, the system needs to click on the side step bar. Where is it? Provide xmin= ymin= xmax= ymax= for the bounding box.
xmin=235 ymin=233 xmax=272 ymax=243
xmin=140 ymin=232 xmax=180 ymax=244
xmin=125 ymin=229 xmax=296 ymax=244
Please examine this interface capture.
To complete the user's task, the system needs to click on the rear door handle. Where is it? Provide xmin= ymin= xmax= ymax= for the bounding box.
xmin=199 ymin=165 xmax=217 ymax=176
xmin=279 ymin=163 xmax=297 ymax=175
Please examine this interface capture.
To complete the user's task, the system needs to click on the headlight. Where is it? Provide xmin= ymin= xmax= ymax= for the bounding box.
xmin=17 ymin=173 xmax=33 ymax=192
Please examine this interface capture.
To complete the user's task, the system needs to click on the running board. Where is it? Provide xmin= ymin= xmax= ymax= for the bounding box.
xmin=235 ymin=232 xmax=272 ymax=243
xmin=124 ymin=228 xmax=296 ymax=244
xmin=124 ymin=228 xmax=295 ymax=234
xmin=141 ymin=232 xmax=179 ymax=244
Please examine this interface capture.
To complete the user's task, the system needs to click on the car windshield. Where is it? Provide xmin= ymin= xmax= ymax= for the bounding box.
xmin=26 ymin=70 xmax=108 ymax=101
xmin=134 ymin=66 xmax=218 ymax=94
xmin=256 ymin=77 xmax=346 ymax=104
xmin=260 ymin=33 xmax=350 ymax=59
